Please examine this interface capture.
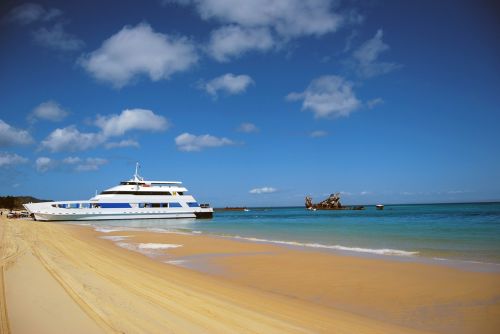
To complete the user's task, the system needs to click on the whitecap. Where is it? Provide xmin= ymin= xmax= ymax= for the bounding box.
xmin=231 ymin=236 xmax=418 ymax=257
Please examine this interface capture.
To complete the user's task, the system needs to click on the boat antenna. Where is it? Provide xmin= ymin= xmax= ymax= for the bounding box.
xmin=134 ymin=162 xmax=143 ymax=181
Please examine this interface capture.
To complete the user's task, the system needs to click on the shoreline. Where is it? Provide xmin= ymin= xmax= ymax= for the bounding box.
xmin=83 ymin=221 xmax=500 ymax=273
xmin=2 ymin=217 xmax=500 ymax=333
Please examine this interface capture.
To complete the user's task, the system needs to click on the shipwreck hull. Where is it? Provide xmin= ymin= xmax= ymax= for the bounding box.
xmin=305 ymin=194 xmax=364 ymax=211
xmin=311 ymin=206 xmax=364 ymax=211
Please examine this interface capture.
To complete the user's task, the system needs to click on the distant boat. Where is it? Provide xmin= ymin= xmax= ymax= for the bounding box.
xmin=376 ymin=204 xmax=384 ymax=210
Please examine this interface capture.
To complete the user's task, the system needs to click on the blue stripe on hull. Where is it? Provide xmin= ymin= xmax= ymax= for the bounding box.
xmin=99 ymin=203 xmax=132 ymax=208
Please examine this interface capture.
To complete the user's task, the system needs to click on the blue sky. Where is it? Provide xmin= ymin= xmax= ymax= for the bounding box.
xmin=1 ymin=0 xmax=499 ymax=206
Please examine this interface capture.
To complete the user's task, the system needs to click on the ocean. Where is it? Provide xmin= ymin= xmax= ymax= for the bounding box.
xmin=83 ymin=202 xmax=500 ymax=268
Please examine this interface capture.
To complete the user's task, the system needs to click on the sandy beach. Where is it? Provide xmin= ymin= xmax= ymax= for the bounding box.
xmin=1 ymin=216 xmax=499 ymax=334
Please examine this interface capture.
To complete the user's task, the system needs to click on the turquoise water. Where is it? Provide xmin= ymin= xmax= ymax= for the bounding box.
xmin=86 ymin=202 xmax=500 ymax=265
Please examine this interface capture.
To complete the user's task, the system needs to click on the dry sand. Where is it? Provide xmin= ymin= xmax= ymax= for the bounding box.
xmin=1 ymin=216 xmax=499 ymax=333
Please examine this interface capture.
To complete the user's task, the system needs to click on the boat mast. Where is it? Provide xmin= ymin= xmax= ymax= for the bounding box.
xmin=133 ymin=162 xmax=144 ymax=182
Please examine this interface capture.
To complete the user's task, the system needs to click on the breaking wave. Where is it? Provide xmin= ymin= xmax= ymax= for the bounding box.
xmin=231 ymin=236 xmax=418 ymax=257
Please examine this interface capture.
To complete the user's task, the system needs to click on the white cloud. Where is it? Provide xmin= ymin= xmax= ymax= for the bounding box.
xmin=31 ymin=100 xmax=69 ymax=121
xmin=353 ymin=29 xmax=401 ymax=78
xmin=0 ymin=119 xmax=33 ymax=147
xmin=62 ymin=156 xmax=81 ymax=164
xmin=73 ymin=158 xmax=107 ymax=172
xmin=237 ymin=122 xmax=259 ymax=133
xmin=36 ymin=156 xmax=108 ymax=172
xmin=249 ymin=187 xmax=277 ymax=194
xmin=0 ymin=152 xmax=28 ymax=167
xmin=343 ymin=30 xmax=358 ymax=53
xmin=175 ymin=132 xmax=235 ymax=152
xmin=310 ymin=130 xmax=328 ymax=137
xmin=207 ymin=25 xmax=274 ymax=62
xmin=36 ymin=157 xmax=55 ymax=172
xmin=286 ymin=75 xmax=361 ymax=118
xmin=79 ymin=23 xmax=198 ymax=88
xmin=202 ymin=73 xmax=254 ymax=97
xmin=33 ymin=23 xmax=85 ymax=51
xmin=172 ymin=0 xmax=342 ymax=38
xmin=447 ymin=190 xmax=469 ymax=195
xmin=3 ymin=3 xmax=62 ymax=25
xmin=104 ymin=139 xmax=140 ymax=149
xmin=95 ymin=109 xmax=169 ymax=137
xmin=40 ymin=126 xmax=105 ymax=152
xmin=167 ymin=1 xmax=344 ymax=61
xmin=40 ymin=109 xmax=167 ymax=152
xmin=401 ymin=191 xmax=415 ymax=196
xmin=367 ymin=98 xmax=384 ymax=109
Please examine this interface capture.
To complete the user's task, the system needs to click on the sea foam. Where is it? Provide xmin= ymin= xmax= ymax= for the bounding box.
xmin=231 ymin=236 xmax=418 ymax=257
xmin=94 ymin=227 xmax=131 ymax=233
xmin=100 ymin=235 xmax=130 ymax=242
xmin=165 ymin=260 xmax=187 ymax=265
xmin=138 ymin=243 xmax=182 ymax=250
xmin=114 ymin=242 xmax=183 ymax=255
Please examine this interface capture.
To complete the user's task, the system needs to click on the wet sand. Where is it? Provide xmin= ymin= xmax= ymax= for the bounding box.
xmin=1 ymin=217 xmax=499 ymax=333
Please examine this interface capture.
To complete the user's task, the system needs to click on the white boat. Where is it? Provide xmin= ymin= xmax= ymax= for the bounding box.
xmin=24 ymin=164 xmax=213 ymax=221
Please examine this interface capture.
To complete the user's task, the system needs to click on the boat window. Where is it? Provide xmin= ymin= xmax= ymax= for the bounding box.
xmin=169 ymin=202 xmax=182 ymax=208
xmin=120 ymin=182 xmax=138 ymax=185
xmin=139 ymin=203 xmax=145 ymax=208
xmin=187 ymin=202 xmax=199 ymax=208
xmin=161 ymin=203 xmax=169 ymax=207
xmin=151 ymin=203 xmax=161 ymax=208
xmin=69 ymin=203 xmax=79 ymax=209
xmin=81 ymin=203 xmax=91 ymax=208
xmin=178 ymin=192 xmax=184 ymax=195
xmin=92 ymin=203 xmax=100 ymax=208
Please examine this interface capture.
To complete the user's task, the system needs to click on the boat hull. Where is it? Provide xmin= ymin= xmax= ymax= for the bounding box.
xmin=24 ymin=203 xmax=213 ymax=221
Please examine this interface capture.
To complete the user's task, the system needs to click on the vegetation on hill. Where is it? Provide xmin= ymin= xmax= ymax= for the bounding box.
xmin=0 ymin=196 xmax=50 ymax=210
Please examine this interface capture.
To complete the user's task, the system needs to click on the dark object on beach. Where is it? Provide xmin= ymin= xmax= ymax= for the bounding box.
xmin=305 ymin=193 xmax=364 ymax=211
xmin=6 ymin=210 xmax=30 ymax=219
xmin=214 ymin=207 xmax=248 ymax=212
xmin=376 ymin=204 xmax=384 ymax=210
